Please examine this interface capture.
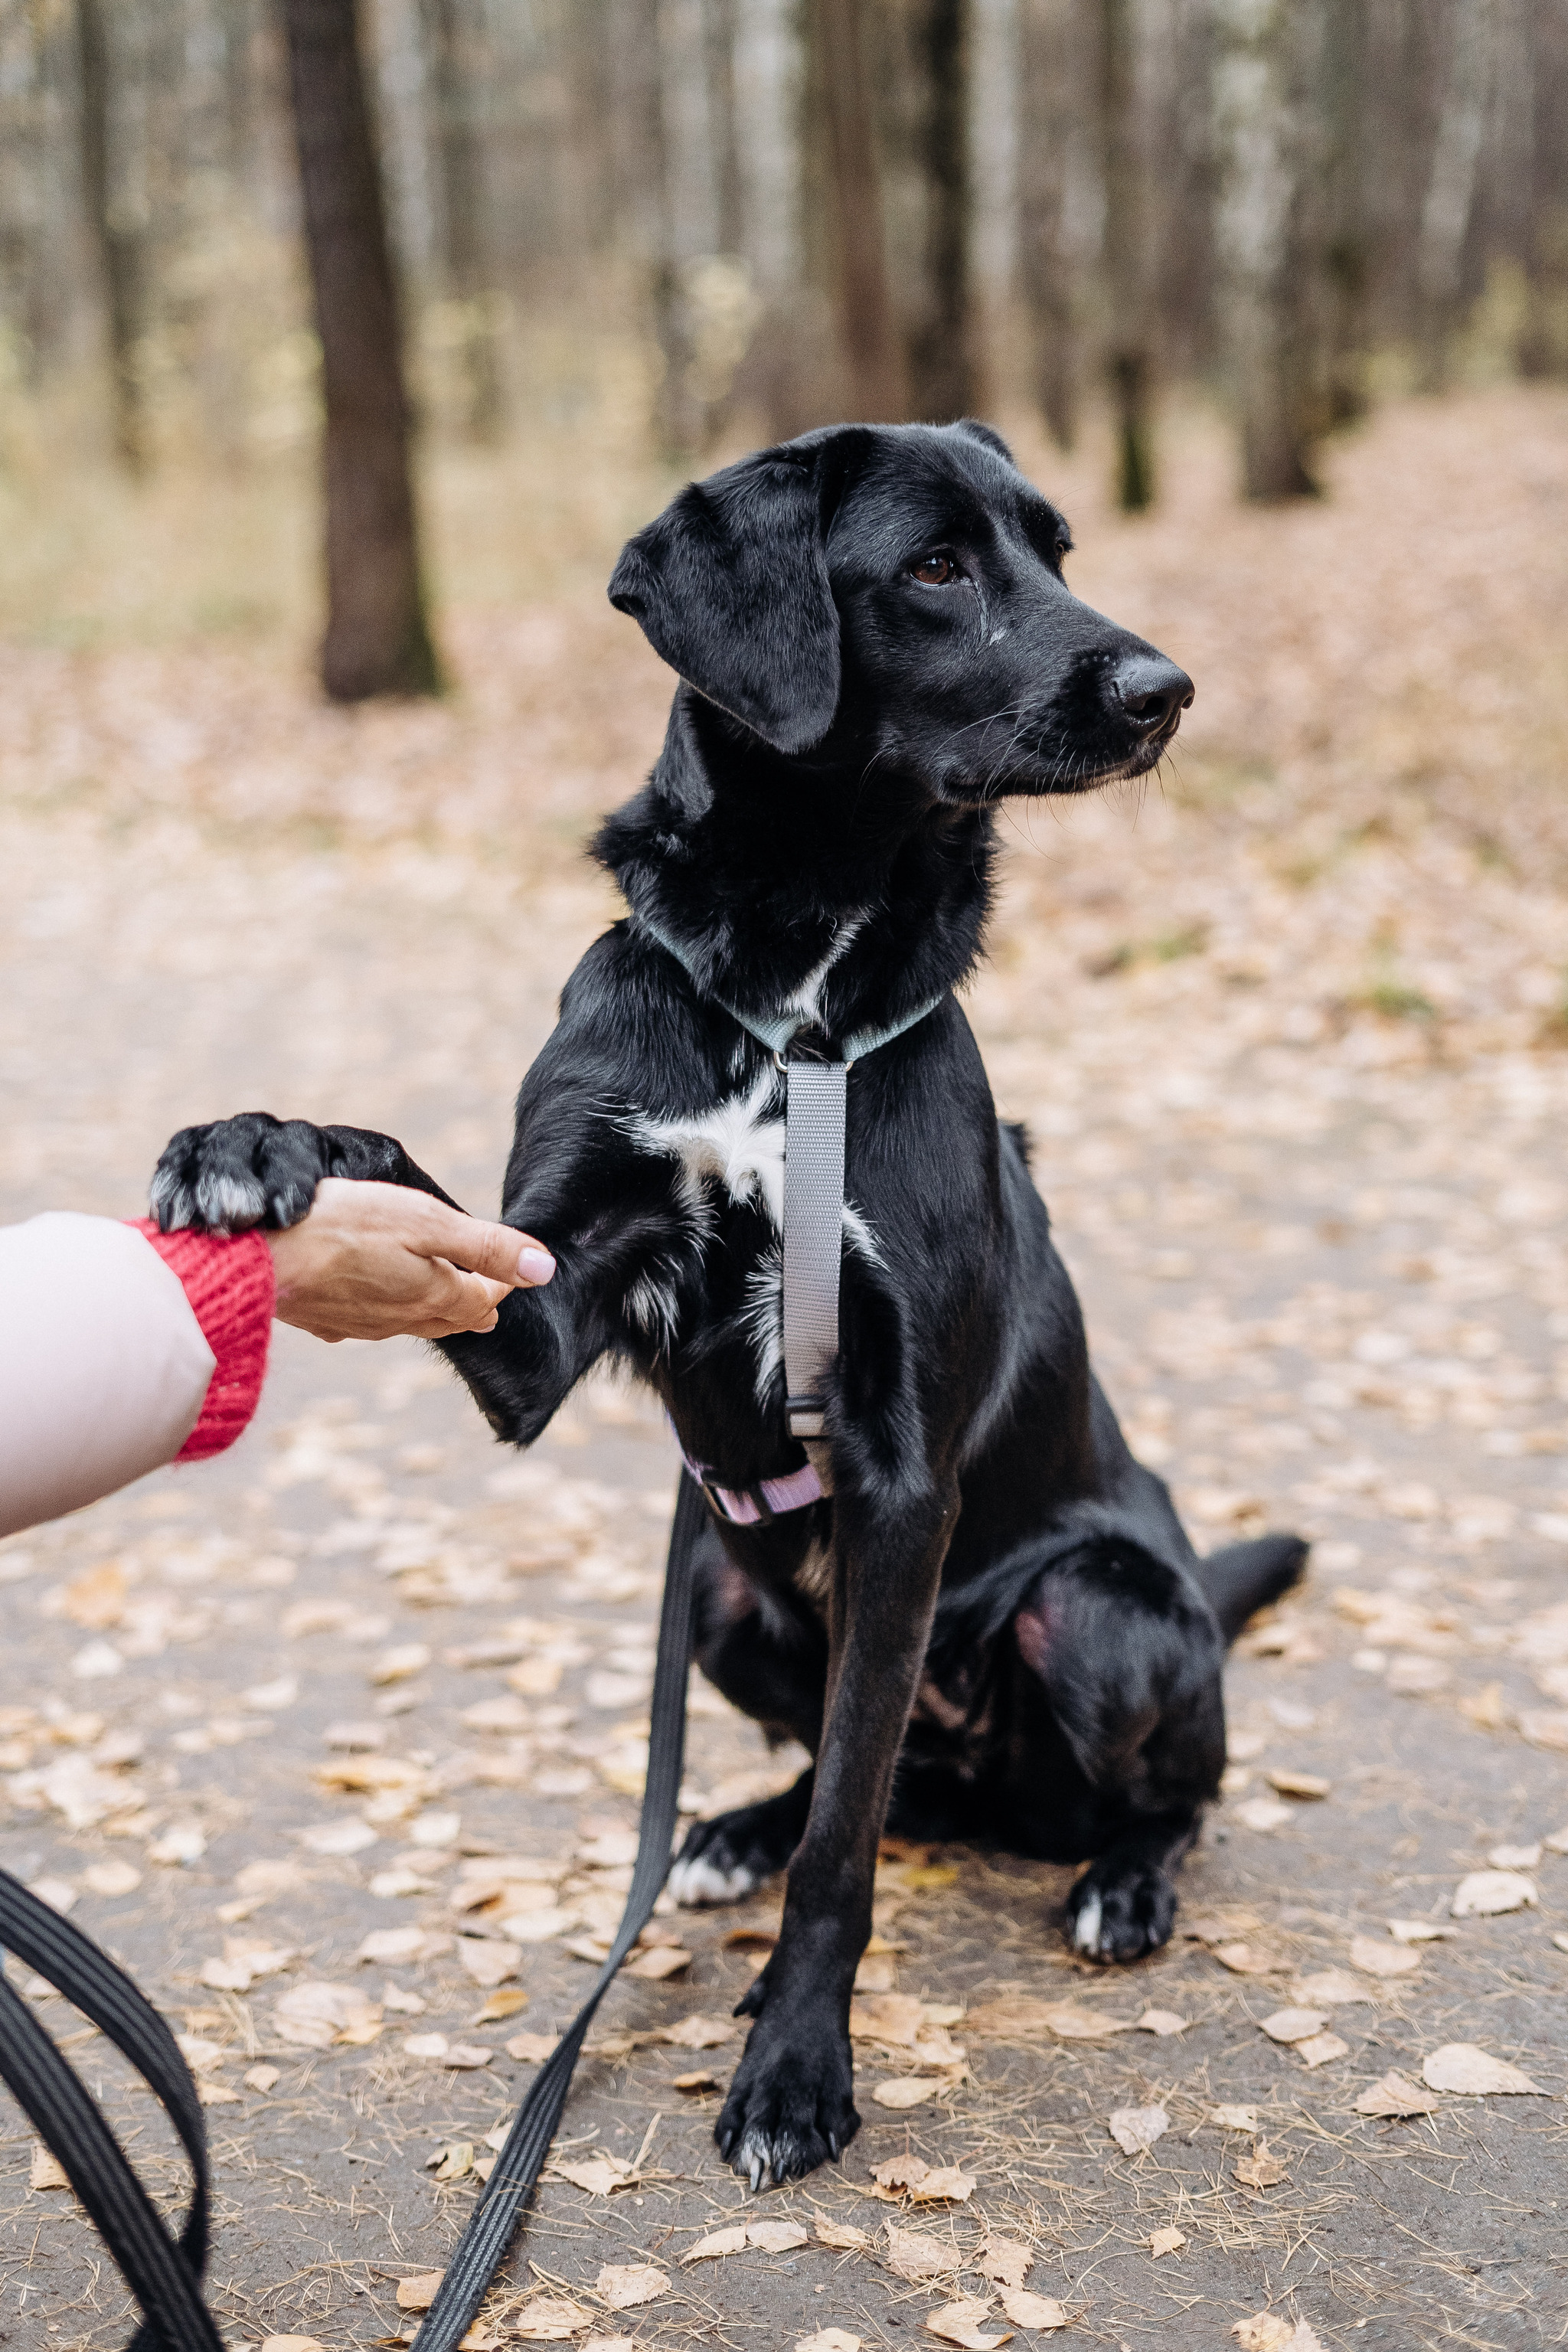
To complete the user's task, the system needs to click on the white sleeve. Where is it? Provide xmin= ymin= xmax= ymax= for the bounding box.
xmin=0 ymin=1214 xmax=217 ymax=1538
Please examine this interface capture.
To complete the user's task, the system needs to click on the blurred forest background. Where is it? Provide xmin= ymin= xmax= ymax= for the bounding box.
xmin=0 ymin=0 xmax=1564 ymax=688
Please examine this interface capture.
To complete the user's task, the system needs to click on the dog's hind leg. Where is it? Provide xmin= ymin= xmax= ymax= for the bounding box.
xmin=1010 ymin=1529 xmax=1228 ymax=1964
xmin=670 ymin=1769 xmax=815 ymax=1906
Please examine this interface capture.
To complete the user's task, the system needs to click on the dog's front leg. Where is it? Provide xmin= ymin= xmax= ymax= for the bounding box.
xmin=715 ymin=1479 xmax=959 ymax=2188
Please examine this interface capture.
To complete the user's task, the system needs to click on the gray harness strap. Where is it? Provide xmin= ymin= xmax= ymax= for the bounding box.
xmin=781 ymin=1060 xmax=847 ymax=1443
xmin=635 ymin=913 xmax=945 ymax=1469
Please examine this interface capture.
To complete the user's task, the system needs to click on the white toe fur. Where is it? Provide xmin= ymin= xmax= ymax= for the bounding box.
xmin=668 ymin=1851 xmax=761 ymax=1908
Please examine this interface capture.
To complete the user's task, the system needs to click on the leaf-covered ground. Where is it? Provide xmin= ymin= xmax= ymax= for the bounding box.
xmin=2 ymin=386 xmax=1568 ymax=2351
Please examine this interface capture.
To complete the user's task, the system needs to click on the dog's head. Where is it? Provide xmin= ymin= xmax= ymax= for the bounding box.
xmin=609 ymin=420 xmax=1192 ymax=801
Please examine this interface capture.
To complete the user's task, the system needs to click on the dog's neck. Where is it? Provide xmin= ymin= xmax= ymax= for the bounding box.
xmin=595 ymin=687 xmax=996 ymax=1040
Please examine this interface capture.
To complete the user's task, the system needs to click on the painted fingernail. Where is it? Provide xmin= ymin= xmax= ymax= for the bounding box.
xmin=516 ymin=1246 xmax=556 ymax=1285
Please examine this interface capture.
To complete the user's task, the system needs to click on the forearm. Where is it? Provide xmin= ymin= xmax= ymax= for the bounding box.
xmin=0 ymin=1214 xmax=272 ymax=1537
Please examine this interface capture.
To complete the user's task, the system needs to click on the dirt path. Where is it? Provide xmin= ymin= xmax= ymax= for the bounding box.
xmin=3 ymin=387 xmax=1568 ymax=2351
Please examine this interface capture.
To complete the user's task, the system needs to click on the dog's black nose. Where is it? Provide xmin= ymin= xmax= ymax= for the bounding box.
xmin=1107 ymin=652 xmax=1194 ymax=733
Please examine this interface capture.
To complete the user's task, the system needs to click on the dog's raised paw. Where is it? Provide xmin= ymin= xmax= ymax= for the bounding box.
xmin=1066 ymin=1860 xmax=1178 ymax=1963
xmin=668 ymin=1849 xmax=762 ymax=1907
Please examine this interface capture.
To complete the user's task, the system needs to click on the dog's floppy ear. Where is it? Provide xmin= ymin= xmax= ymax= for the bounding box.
xmin=955 ymin=419 xmax=1015 ymax=467
xmin=607 ymin=448 xmax=839 ymax=755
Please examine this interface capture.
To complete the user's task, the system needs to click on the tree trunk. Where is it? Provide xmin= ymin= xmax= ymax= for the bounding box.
xmin=1212 ymin=0 xmax=1326 ymax=501
xmin=812 ymin=0 xmax=906 ymax=416
xmin=1321 ymin=0 xmax=1369 ymax=423
xmin=281 ymin=0 xmax=441 ymax=701
xmin=74 ymin=0 xmax=143 ymax=475
xmin=1099 ymin=0 xmax=1155 ymax=507
xmin=1018 ymin=0 xmax=1087 ymax=448
xmin=1519 ymin=0 xmax=1568 ymax=377
xmin=1416 ymin=0 xmax=1493 ymax=390
xmin=423 ymin=0 xmax=504 ymax=441
xmin=906 ymin=0 xmax=978 ymax=419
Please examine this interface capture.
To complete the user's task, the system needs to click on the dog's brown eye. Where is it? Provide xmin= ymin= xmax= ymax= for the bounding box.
xmin=911 ymin=552 xmax=959 ymax=586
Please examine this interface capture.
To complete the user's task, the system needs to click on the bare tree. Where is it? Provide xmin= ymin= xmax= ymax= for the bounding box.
xmin=906 ymin=0 xmax=978 ymax=417
xmin=1416 ymin=0 xmax=1494 ymax=390
xmin=74 ymin=0 xmax=142 ymax=472
xmin=1321 ymin=0 xmax=1370 ymax=423
xmin=1099 ymin=0 xmax=1155 ymax=506
xmin=282 ymin=0 xmax=440 ymax=700
xmin=1212 ymin=0 xmax=1327 ymax=500
xmin=423 ymin=0 xmax=505 ymax=440
xmin=811 ymin=0 xmax=906 ymax=416
xmin=1018 ymin=0 xmax=1090 ymax=447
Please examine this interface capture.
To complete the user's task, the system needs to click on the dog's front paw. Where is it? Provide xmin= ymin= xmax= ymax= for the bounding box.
xmin=668 ymin=1793 xmax=802 ymax=1908
xmin=1066 ymin=1857 xmax=1178 ymax=1964
xmin=715 ymin=2011 xmax=858 ymax=2190
xmin=151 ymin=1112 xmax=335 ymax=1234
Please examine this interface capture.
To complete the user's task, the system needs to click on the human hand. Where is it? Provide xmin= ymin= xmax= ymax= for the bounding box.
xmin=266 ymin=1178 xmax=554 ymax=1342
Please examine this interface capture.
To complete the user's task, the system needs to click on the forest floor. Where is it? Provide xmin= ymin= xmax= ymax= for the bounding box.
xmin=2 ymin=384 xmax=1568 ymax=2352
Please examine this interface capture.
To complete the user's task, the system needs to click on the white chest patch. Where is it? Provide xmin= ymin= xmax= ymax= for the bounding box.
xmin=626 ymin=1068 xmax=786 ymax=1232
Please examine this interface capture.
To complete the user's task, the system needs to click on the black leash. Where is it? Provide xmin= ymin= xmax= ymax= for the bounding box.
xmin=0 ymin=1465 xmax=703 ymax=2350
xmin=410 ymin=1463 xmax=701 ymax=2350
xmin=0 ymin=1870 xmax=224 ymax=2350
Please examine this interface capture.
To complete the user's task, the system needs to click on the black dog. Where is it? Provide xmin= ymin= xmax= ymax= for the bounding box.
xmin=153 ymin=420 xmax=1305 ymax=2190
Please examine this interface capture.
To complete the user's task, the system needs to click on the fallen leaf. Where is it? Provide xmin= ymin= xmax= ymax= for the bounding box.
xmin=274 ymin=1980 xmax=383 ymax=2049
xmin=1234 ymin=2140 xmax=1289 ymax=2190
xmin=298 ymin=1818 xmax=377 ymax=1856
xmin=673 ymin=2067 xmax=718 ymax=2090
xmin=472 ymin=1986 xmax=529 ymax=2024
xmin=458 ymin=1938 xmax=521 ymax=1987
xmin=1212 ymin=1943 xmax=1279 ymax=1976
xmin=1354 ymin=2069 xmax=1439 ymax=2117
xmin=243 ymin=2063 xmax=280 ymax=2092
xmin=83 ymin=1860 xmax=141 ymax=1896
xmin=661 ymin=2011 xmax=735 ymax=2048
xmin=1488 ymin=1842 xmax=1542 ymax=1869
xmin=1108 ymin=2103 xmax=1168 ymax=2154
xmin=1387 ymin=1918 xmax=1452 ymax=1944
xmin=197 ymin=2079 xmax=241 ymax=2107
xmin=397 ymin=2272 xmax=444 ymax=2311
xmin=1290 ymin=1970 xmax=1367 ymax=2007
xmin=370 ymin=1642 xmax=431 ymax=1685
xmin=515 ymin=2298 xmax=594 ymax=2341
xmin=873 ymin=2076 xmax=942 ymax=2108
xmin=1230 ymin=2321 xmax=1294 ymax=2352
xmin=357 ymin=1926 xmax=450 ymax=1965
xmin=1452 ymin=1870 xmax=1537 ymax=1917
xmin=815 ymin=2216 xmax=871 ymax=2250
xmin=581 ymin=2341 xmax=637 ymax=2352
xmin=1421 ymin=2043 xmax=1546 ymax=2095
xmin=260 ymin=2339 xmax=326 ymax=2352
xmin=1260 ymin=2008 xmax=1328 ymax=2044
xmin=1265 ymin=1769 xmax=1331 ymax=1800
xmin=683 ymin=2224 xmax=749 ymax=2262
xmin=1295 ymin=2032 xmax=1349 ymax=2069
xmin=795 ymin=2334 xmax=863 ymax=2352
xmin=1149 ymin=2226 xmax=1187 ymax=2258
xmin=1349 ymin=1935 xmax=1421 ymax=1977
xmin=977 ymin=2239 xmax=1031 ymax=2289
xmin=428 ymin=2141 xmax=475 ymax=2182
xmin=849 ymin=1991 xmax=926 ymax=2045
xmin=624 ymin=1944 xmax=691 ymax=1980
xmin=1136 ymin=2007 xmax=1189 ymax=2036
xmin=1234 ymin=1797 xmax=1293 ymax=1832
xmin=748 ymin=2219 xmax=810 ymax=2253
xmin=1210 ymin=2104 xmax=1259 ymax=2131
xmin=595 ymin=2262 xmax=669 ymax=2309
xmin=883 ymin=2225 xmax=959 ymax=2283
xmin=855 ymin=1949 xmax=897 ymax=1992
xmin=1034 ymin=2001 xmax=1137 ymax=2040
xmin=148 ymin=1824 xmax=206 ymax=1867
xmin=924 ymin=2298 xmax=1008 ymax=2348
xmin=30 ymin=2145 xmax=70 ymax=2190
xmin=910 ymin=2165 xmax=976 ymax=2203
xmin=998 ymin=2290 xmax=1067 ymax=2330
xmin=550 ymin=2156 xmax=639 ymax=2196
xmin=873 ymin=2154 xmax=931 ymax=2189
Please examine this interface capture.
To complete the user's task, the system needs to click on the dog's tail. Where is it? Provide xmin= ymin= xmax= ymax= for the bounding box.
xmin=1194 ymin=1533 xmax=1309 ymax=1647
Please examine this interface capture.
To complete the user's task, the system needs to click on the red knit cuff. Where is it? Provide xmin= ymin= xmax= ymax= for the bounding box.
xmin=126 ymin=1220 xmax=276 ymax=1462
